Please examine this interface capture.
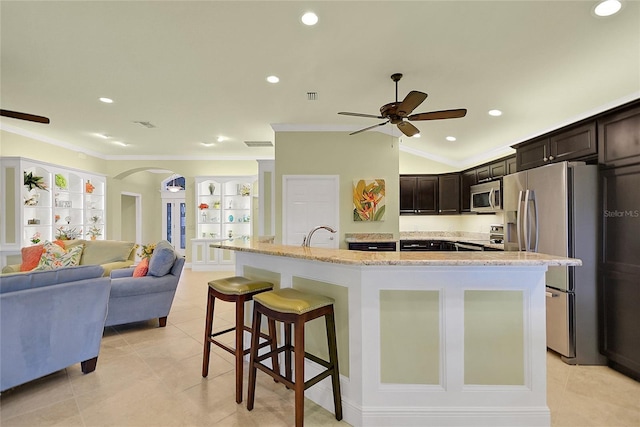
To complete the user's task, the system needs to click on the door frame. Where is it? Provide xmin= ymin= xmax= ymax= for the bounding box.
xmin=282 ymin=175 xmax=340 ymax=247
xmin=120 ymin=192 xmax=142 ymax=247
xmin=160 ymin=190 xmax=186 ymax=256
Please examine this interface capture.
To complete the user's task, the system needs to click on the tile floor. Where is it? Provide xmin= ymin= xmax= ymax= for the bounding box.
xmin=1 ymin=269 xmax=639 ymax=427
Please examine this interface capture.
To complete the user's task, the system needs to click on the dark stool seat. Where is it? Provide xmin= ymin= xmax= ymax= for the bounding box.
xmin=202 ymin=276 xmax=278 ymax=404
xmin=247 ymin=288 xmax=342 ymax=427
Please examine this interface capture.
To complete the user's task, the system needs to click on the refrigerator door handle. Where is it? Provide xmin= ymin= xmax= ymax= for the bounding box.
xmin=530 ymin=190 xmax=539 ymax=252
xmin=516 ymin=190 xmax=524 ymax=251
xmin=523 ymin=190 xmax=530 ymax=252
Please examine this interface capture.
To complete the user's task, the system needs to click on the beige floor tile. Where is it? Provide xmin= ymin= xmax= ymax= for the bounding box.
xmin=0 ymin=370 xmax=72 ymax=421
xmin=0 ymin=398 xmax=83 ymax=427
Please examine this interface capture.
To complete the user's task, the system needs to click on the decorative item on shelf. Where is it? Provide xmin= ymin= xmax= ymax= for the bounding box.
xmin=136 ymin=243 xmax=156 ymax=259
xmin=54 ymin=174 xmax=67 ymax=190
xmin=228 ymin=199 xmax=233 ymax=209
xmin=209 ymin=232 xmax=217 ymax=238
xmin=208 ymin=183 xmax=215 ymax=195
xmin=24 ymin=193 xmax=40 ymax=206
xmin=89 ymin=215 xmax=101 ymax=224
xmin=86 ymin=226 xmax=102 ymax=240
xmin=24 ymin=171 xmax=48 ymax=191
xmin=201 ymin=211 xmax=207 ymax=222
xmin=27 ymin=219 xmax=40 ymax=225
xmin=64 ymin=216 xmax=71 ymax=224
xmin=240 ymin=184 xmax=250 ymax=196
xmin=198 ymin=203 xmax=209 ymax=210
xmin=30 ymin=232 xmax=41 ymax=245
xmin=228 ymin=214 xmax=234 ymax=222
xmin=85 ymin=180 xmax=95 ymax=194
xmin=213 ymin=201 xmax=220 ymax=209
xmin=54 ymin=214 xmax=61 ymax=223
xmin=56 ymin=226 xmax=82 ymax=240
xmin=228 ymin=230 xmax=233 ymax=238
xmin=243 ymin=214 xmax=250 ymax=222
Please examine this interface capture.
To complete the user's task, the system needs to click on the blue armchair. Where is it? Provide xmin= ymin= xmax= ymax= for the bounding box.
xmin=106 ymin=241 xmax=185 ymax=328
xmin=1 ymin=265 xmax=111 ymax=391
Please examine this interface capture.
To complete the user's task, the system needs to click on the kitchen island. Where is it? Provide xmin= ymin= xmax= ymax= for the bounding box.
xmin=210 ymin=239 xmax=580 ymax=427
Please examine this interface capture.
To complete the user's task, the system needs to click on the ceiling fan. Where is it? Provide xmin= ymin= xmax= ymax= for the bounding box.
xmin=0 ymin=109 xmax=50 ymax=124
xmin=338 ymin=73 xmax=466 ymax=137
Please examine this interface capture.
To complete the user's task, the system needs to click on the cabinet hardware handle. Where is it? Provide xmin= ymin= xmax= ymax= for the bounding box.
xmin=549 ymin=155 xmax=554 ymax=161
xmin=543 ymin=157 xmax=548 ymax=162
xmin=545 ymin=291 xmax=558 ymax=298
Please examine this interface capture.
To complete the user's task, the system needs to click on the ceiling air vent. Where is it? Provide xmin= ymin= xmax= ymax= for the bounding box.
xmin=307 ymin=92 xmax=318 ymax=101
xmin=133 ymin=121 xmax=156 ymax=129
xmin=244 ymin=141 xmax=273 ymax=147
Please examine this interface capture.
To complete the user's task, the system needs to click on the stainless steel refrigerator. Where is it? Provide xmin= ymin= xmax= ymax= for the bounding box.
xmin=503 ymin=161 xmax=605 ymax=365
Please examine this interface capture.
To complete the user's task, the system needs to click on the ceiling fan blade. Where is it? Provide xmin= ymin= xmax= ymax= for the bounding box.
xmin=350 ymin=120 xmax=389 ymax=135
xmin=397 ymin=91 xmax=428 ymax=117
xmin=408 ymin=108 xmax=467 ymax=121
xmin=0 ymin=109 xmax=50 ymax=124
xmin=397 ymin=121 xmax=420 ymax=137
xmin=338 ymin=112 xmax=384 ymax=119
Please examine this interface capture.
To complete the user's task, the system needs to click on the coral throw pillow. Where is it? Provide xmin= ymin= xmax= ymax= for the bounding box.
xmin=33 ymin=241 xmax=83 ymax=271
xmin=20 ymin=245 xmax=45 ymax=271
xmin=133 ymin=258 xmax=149 ymax=277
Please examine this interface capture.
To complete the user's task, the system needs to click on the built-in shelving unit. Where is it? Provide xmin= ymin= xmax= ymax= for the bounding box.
xmin=191 ymin=175 xmax=256 ymax=271
xmin=1 ymin=157 xmax=106 ymax=265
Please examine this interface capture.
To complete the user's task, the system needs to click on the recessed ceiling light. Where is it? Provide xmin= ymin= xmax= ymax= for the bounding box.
xmin=266 ymin=75 xmax=280 ymax=84
xmin=446 ymin=136 xmax=457 ymax=142
xmin=95 ymin=133 xmax=110 ymax=139
xmin=99 ymin=97 xmax=113 ymax=104
xmin=301 ymin=12 xmax=318 ymax=26
xmin=488 ymin=109 xmax=503 ymax=117
xmin=112 ymin=141 xmax=127 ymax=147
xmin=216 ymin=136 xmax=226 ymax=142
xmin=201 ymin=142 xmax=215 ymax=147
xmin=412 ymin=133 xmax=421 ymax=138
xmin=594 ymin=0 xmax=622 ymax=16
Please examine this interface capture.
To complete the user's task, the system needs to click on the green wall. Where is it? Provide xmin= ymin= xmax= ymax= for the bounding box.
xmin=274 ymin=131 xmax=400 ymax=247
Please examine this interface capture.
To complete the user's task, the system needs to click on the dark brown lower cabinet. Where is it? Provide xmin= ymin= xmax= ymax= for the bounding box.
xmin=600 ymin=164 xmax=640 ymax=381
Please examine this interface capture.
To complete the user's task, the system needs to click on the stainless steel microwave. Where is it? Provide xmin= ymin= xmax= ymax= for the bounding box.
xmin=470 ymin=180 xmax=502 ymax=213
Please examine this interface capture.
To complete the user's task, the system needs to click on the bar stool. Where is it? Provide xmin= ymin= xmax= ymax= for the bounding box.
xmin=202 ymin=276 xmax=279 ymax=404
xmin=247 ymin=288 xmax=342 ymax=427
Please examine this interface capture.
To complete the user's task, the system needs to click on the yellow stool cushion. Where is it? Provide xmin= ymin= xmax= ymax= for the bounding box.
xmin=253 ymin=288 xmax=334 ymax=315
xmin=208 ymin=276 xmax=273 ymax=295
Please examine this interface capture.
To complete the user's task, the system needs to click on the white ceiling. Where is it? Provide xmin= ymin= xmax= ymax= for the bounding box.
xmin=1 ymin=1 xmax=639 ymax=168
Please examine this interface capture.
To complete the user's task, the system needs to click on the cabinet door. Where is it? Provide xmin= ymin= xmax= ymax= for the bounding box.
xmin=460 ymin=169 xmax=477 ymax=212
xmin=476 ymin=166 xmax=491 ymax=182
xmin=399 ymin=176 xmax=417 ymax=214
xmin=438 ymin=174 xmax=459 ymax=214
xmin=416 ymin=176 xmax=438 ymax=214
xmin=550 ymin=121 xmax=597 ymax=162
xmin=598 ymin=104 xmax=640 ymax=168
xmin=516 ymin=137 xmax=549 ymax=171
xmin=506 ymin=156 xmax=517 ymax=175
xmin=489 ymin=160 xmax=506 ymax=178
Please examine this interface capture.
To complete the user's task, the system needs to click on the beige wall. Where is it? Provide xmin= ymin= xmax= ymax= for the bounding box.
xmin=274 ymin=131 xmax=400 ymax=247
xmin=399 ymin=150 xmax=457 ymax=174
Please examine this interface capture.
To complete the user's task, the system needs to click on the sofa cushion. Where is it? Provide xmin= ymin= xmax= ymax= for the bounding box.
xmin=0 ymin=265 xmax=105 ymax=294
xmin=20 ymin=241 xmax=65 ymax=272
xmin=133 ymin=258 xmax=149 ymax=277
xmin=147 ymin=240 xmax=176 ymax=277
xmin=33 ymin=242 xmax=83 ymax=271
xmin=80 ymin=240 xmax=135 ymax=266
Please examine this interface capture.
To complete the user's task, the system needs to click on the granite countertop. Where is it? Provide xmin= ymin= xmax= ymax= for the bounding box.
xmin=210 ymin=239 xmax=580 ymax=267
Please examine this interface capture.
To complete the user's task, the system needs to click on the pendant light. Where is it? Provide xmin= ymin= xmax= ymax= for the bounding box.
xmin=167 ymin=174 xmax=182 ymax=192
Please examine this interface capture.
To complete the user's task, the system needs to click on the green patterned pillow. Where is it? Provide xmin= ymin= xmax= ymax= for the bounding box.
xmin=33 ymin=241 xmax=83 ymax=271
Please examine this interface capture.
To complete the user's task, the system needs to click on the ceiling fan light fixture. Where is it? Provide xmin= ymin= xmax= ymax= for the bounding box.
xmin=166 ymin=174 xmax=183 ymax=192
xmin=99 ymin=97 xmax=113 ymax=104
xmin=266 ymin=75 xmax=280 ymax=84
xmin=488 ymin=109 xmax=503 ymax=117
xmin=446 ymin=136 xmax=457 ymax=142
xmin=301 ymin=12 xmax=318 ymax=26
xmin=413 ymin=133 xmax=421 ymax=138
xmin=594 ymin=0 xmax=622 ymax=16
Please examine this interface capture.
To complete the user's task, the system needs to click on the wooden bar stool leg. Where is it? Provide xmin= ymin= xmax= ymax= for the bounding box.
xmin=326 ymin=311 xmax=343 ymax=420
xmin=294 ymin=318 xmax=305 ymax=427
xmin=268 ymin=318 xmax=280 ymax=376
xmin=235 ymin=295 xmax=247 ymax=404
xmin=284 ymin=322 xmax=292 ymax=382
xmin=202 ymin=289 xmax=215 ymax=377
xmin=246 ymin=304 xmax=262 ymax=411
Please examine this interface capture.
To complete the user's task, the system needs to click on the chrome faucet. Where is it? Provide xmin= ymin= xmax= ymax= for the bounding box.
xmin=302 ymin=225 xmax=337 ymax=247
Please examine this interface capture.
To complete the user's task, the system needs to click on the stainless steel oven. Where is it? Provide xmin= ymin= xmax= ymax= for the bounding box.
xmin=470 ymin=180 xmax=502 ymax=213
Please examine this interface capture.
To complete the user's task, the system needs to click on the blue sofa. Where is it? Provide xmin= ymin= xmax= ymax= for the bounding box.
xmin=0 ymin=265 xmax=111 ymax=392
xmin=106 ymin=241 xmax=185 ymax=328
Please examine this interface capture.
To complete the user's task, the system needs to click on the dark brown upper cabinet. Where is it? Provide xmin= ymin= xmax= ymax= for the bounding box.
xmin=598 ymin=104 xmax=640 ymax=168
xmin=506 ymin=156 xmax=517 ymax=174
xmin=400 ymin=175 xmax=438 ymax=215
xmin=460 ymin=169 xmax=477 ymax=213
xmin=438 ymin=174 xmax=460 ymax=214
xmin=516 ymin=122 xmax=597 ymax=171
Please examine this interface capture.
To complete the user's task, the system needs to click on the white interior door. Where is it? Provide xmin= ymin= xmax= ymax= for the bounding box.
xmin=161 ymin=194 xmax=186 ymax=256
xmin=283 ymin=175 xmax=339 ymax=248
